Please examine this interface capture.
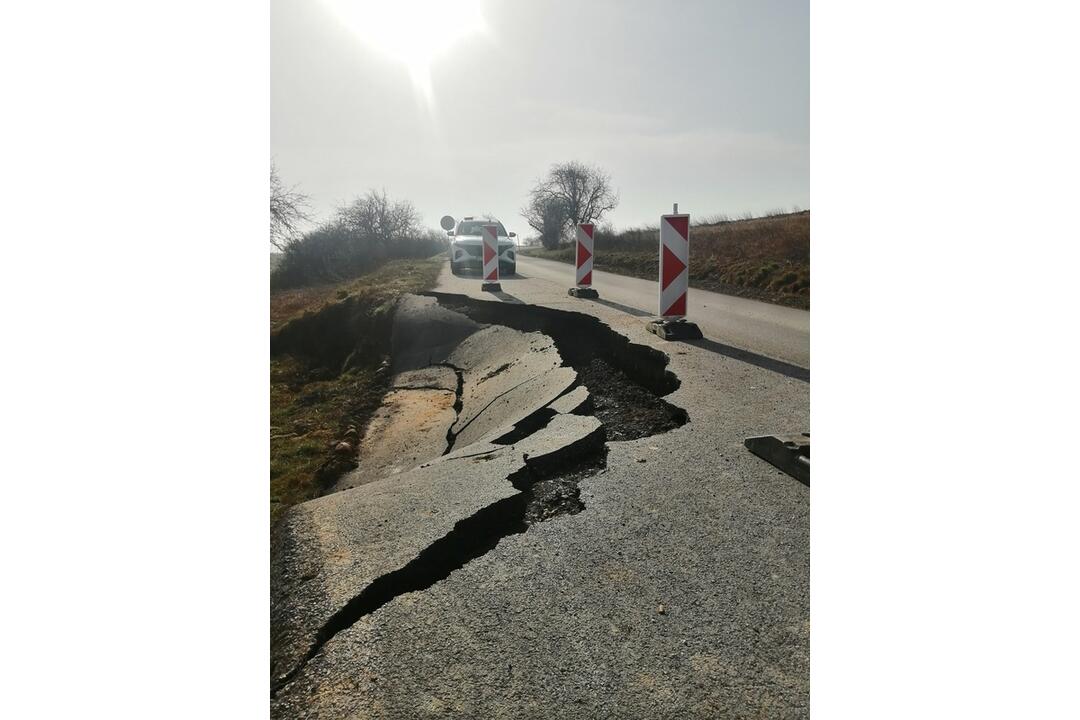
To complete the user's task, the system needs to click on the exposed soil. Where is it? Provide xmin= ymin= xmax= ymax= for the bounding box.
xmin=577 ymin=358 xmax=687 ymax=441
xmin=516 ymin=449 xmax=607 ymax=524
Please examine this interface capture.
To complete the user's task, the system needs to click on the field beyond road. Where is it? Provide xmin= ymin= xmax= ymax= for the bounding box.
xmin=521 ymin=210 xmax=809 ymax=309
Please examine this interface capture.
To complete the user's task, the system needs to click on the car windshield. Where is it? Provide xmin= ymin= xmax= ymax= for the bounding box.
xmin=457 ymin=220 xmax=507 ymax=237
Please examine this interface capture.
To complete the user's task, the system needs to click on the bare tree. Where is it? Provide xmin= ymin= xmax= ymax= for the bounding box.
xmin=270 ymin=163 xmax=311 ymax=250
xmin=335 ymin=189 xmax=421 ymax=248
xmin=522 ymin=192 xmax=569 ymax=249
xmin=521 ymin=161 xmax=619 ymax=249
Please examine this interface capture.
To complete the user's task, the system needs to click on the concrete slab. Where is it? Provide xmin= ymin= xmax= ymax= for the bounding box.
xmin=547 ymin=385 xmax=591 ymax=415
xmin=447 ymin=325 xmax=577 ymax=448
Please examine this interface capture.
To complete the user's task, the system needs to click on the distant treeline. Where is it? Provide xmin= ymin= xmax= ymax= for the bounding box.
xmin=271 ymin=190 xmax=447 ymax=290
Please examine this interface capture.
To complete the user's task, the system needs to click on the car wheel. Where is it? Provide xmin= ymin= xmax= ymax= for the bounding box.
xmin=450 ymin=260 xmax=460 ymax=275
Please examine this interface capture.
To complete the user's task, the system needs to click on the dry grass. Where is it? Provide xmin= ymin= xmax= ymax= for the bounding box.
xmin=271 ymin=257 xmax=443 ymax=332
xmin=522 ymin=211 xmax=809 ymax=308
xmin=270 ymin=358 xmax=387 ymax=522
xmin=269 ymin=256 xmax=443 ymax=524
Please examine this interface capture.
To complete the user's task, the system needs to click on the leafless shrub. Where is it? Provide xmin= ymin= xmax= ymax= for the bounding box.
xmin=271 ymin=189 xmax=446 ymax=290
xmin=336 ymin=189 xmax=422 ymax=249
xmin=270 ymin=163 xmax=311 ymax=250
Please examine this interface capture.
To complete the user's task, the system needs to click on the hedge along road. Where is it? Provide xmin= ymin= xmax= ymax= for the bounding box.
xmin=514 ymin=254 xmax=809 ymax=370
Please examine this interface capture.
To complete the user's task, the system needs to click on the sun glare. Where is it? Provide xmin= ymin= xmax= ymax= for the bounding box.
xmin=325 ymin=0 xmax=487 ymax=106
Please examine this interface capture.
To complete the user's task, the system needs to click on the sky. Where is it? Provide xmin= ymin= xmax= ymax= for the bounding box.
xmin=272 ymin=0 xmax=808 ymax=238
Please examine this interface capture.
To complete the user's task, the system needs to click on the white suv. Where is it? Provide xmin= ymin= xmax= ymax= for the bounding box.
xmin=447 ymin=217 xmax=517 ymax=276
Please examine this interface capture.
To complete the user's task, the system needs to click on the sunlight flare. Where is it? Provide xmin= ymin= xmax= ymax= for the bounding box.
xmin=324 ymin=0 xmax=487 ymax=106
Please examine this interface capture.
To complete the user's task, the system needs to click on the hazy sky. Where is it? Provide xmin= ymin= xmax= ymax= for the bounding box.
xmin=272 ymin=0 xmax=808 ymax=237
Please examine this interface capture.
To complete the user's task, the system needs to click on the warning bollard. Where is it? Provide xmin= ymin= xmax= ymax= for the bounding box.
xmin=481 ymin=223 xmax=501 ymax=292
xmin=567 ymin=222 xmax=599 ymax=298
xmin=646 ymin=204 xmax=702 ymax=340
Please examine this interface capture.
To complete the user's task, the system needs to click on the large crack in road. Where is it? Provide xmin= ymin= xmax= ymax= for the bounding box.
xmin=433 ymin=362 xmax=465 ymax=455
xmin=442 ymin=373 xmax=538 ymax=454
xmin=271 ymin=294 xmax=689 ymax=703
xmin=426 ymin=292 xmax=688 ymax=441
xmin=271 ymin=424 xmax=606 ymax=697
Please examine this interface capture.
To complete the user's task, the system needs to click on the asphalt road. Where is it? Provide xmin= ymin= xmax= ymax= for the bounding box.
xmin=273 ymin=263 xmax=811 ymax=718
xmin=514 ymin=254 xmax=809 ymax=368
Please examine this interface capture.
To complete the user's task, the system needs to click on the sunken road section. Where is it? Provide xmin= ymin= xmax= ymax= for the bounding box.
xmin=271 ymin=294 xmax=688 ymax=702
xmin=426 ymin=292 xmax=688 ymax=441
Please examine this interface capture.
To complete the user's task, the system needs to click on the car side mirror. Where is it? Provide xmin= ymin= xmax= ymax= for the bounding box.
xmin=509 ymin=232 xmax=517 ymax=238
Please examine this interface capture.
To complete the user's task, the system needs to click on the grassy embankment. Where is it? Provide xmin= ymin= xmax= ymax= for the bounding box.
xmin=521 ymin=210 xmax=809 ymax=309
xmin=270 ymin=256 xmax=443 ymax=524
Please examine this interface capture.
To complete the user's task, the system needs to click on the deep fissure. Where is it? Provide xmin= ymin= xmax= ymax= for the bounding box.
xmin=273 ymin=295 xmax=689 ymax=699
xmin=425 ymin=292 xmax=689 ymax=440
xmin=490 ymin=407 xmax=557 ymax=445
xmin=272 ymin=437 xmax=607 ymax=697
xmin=489 ymin=381 xmax=592 ymax=446
xmin=435 ymin=362 xmax=465 ymax=455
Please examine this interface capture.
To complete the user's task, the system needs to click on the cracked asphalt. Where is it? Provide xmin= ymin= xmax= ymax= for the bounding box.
xmin=272 ymin=261 xmax=810 ymax=719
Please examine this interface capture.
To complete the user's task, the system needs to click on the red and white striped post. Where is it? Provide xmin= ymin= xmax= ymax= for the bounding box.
xmin=567 ymin=222 xmax=599 ymax=298
xmin=481 ymin=223 xmax=501 ymax=292
xmin=647 ymin=203 xmax=702 ymax=340
xmin=658 ymin=212 xmax=689 ymax=317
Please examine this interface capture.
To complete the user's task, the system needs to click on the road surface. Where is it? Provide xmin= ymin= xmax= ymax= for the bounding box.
xmin=273 ymin=260 xmax=810 ymax=718
xmin=515 ymin=254 xmax=809 ymax=368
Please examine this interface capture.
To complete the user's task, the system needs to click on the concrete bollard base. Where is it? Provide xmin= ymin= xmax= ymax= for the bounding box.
xmin=744 ymin=433 xmax=810 ymax=485
xmin=567 ymin=287 xmax=599 ymax=299
xmin=646 ymin=318 xmax=703 ymax=341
